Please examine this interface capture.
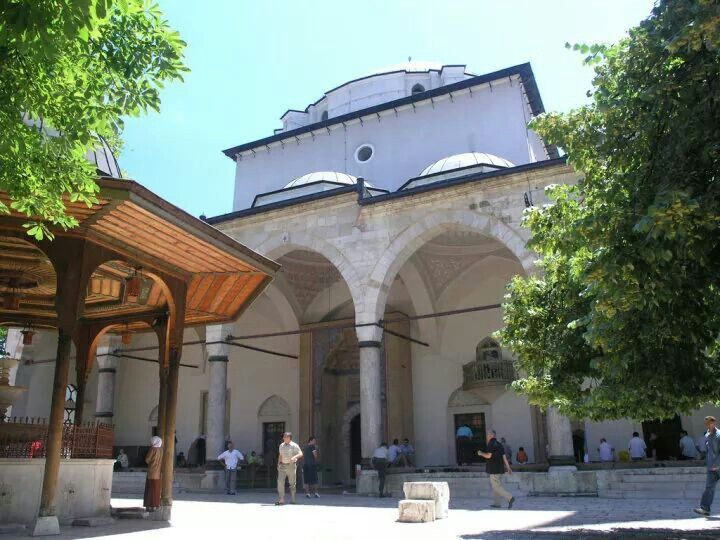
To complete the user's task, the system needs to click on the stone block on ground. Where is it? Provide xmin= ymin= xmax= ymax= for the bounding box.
xmin=398 ymin=499 xmax=436 ymax=523
xmin=403 ymin=481 xmax=449 ymax=519
xmin=29 ymin=516 xmax=60 ymax=537
xmin=112 ymin=507 xmax=149 ymax=520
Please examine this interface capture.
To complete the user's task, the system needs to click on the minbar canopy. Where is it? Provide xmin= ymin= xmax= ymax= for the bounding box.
xmin=0 ymin=177 xmax=279 ymax=331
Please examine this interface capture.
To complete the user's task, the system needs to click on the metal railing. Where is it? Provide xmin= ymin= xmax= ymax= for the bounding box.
xmin=462 ymin=359 xmax=516 ymax=388
xmin=0 ymin=417 xmax=114 ymax=459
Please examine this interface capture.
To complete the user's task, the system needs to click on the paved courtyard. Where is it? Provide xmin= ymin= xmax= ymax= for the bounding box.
xmin=22 ymin=492 xmax=720 ymax=539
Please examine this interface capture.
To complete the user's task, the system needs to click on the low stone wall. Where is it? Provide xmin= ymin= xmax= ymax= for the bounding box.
xmin=112 ymin=469 xmax=204 ymax=494
xmin=357 ymin=466 xmax=708 ymax=500
xmin=0 ymin=458 xmax=114 ymax=525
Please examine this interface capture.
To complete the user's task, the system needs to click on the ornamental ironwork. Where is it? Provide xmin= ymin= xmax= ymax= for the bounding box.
xmin=0 ymin=418 xmax=114 ymax=459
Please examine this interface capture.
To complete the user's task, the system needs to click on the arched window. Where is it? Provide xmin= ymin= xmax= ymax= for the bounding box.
xmin=321 ymin=110 xmax=329 ymax=122
xmin=476 ymin=337 xmax=501 ymax=362
xmin=64 ymin=384 xmax=77 ymax=424
xmin=411 ymin=83 xmax=426 ymax=95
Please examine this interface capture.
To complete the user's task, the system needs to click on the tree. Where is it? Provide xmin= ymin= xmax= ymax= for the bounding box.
xmin=498 ymin=0 xmax=720 ymax=421
xmin=0 ymin=0 xmax=187 ymax=239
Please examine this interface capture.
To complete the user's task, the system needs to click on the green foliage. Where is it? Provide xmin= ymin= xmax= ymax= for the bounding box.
xmin=498 ymin=0 xmax=720 ymax=421
xmin=0 ymin=0 xmax=187 ymax=239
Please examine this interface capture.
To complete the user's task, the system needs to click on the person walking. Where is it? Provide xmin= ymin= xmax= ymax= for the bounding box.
xmin=628 ymin=432 xmax=647 ymax=461
xmin=143 ymin=436 xmax=163 ymax=512
xmin=680 ymin=430 xmax=699 ymax=460
xmin=276 ymin=432 xmax=302 ymax=505
xmin=371 ymin=442 xmax=390 ymax=498
xmin=478 ymin=430 xmax=515 ymax=509
xmin=694 ymin=416 xmax=720 ymax=516
xmin=217 ymin=442 xmax=244 ymax=495
xmin=302 ymin=436 xmax=320 ymax=498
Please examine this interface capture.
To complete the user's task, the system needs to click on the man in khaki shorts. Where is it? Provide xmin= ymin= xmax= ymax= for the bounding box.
xmin=276 ymin=432 xmax=303 ymax=505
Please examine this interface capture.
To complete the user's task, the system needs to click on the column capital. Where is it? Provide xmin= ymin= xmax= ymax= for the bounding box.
xmin=206 ymin=323 xmax=233 ymax=358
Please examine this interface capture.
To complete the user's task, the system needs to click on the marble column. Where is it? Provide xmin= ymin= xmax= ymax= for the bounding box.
xmin=93 ymin=336 xmax=121 ymax=422
xmin=358 ymin=334 xmax=383 ymax=461
xmin=205 ymin=324 xmax=231 ymax=468
xmin=546 ymin=406 xmax=576 ymax=468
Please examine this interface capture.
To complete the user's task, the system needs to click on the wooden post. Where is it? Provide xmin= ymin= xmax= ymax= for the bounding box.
xmin=155 ymin=319 xmax=169 ymax=439
xmin=38 ymin=329 xmax=72 ymax=517
xmin=32 ymin=238 xmax=104 ymax=535
xmin=161 ymin=346 xmax=180 ymax=506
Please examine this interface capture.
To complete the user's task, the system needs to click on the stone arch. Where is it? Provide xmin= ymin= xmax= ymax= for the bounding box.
xmin=359 ymin=210 xmax=535 ymax=330
xmin=258 ymin=394 xmax=291 ymax=418
xmin=254 ymin=232 xmax=363 ymax=312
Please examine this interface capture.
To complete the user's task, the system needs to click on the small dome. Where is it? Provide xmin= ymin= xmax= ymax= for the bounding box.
xmin=85 ymin=136 xmax=122 ymax=178
xmin=284 ymin=171 xmax=362 ymax=189
xmin=420 ymin=153 xmax=514 ymax=177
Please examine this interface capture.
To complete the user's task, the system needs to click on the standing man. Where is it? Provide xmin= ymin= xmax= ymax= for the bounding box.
xmin=217 ymin=442 xmax=244 ymax=495
xmin=694 ymin=416 xmax=720 ymax=516
xmin=628 ymin=432 xmax=647 ymax=461
xmin=478 ymin=430 xmax=515 ymax=509
xmin=680 ymin=430 xmax=699 ymax=460
xmin=456 ymin=424 xmax=473 ymax=465
xmin=303 ymin=436 xmax=320 ymax=499
xmin=372 ymin=442 xmax=390 ymax=498
xmin=276 ymin=432 xmax=302 ymax=505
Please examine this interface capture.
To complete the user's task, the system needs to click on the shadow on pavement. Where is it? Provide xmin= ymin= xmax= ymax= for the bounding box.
xmin=461 ymin=529 xmax=720 ymax=539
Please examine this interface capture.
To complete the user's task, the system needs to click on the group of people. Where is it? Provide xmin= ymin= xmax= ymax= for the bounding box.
xmin=136 ymin=416 xmax=720 ymax=518
xmin=595 ymin=430 xmax=707 ymax=463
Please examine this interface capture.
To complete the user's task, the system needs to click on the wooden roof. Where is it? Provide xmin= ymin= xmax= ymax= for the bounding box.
xmin=0 ymin=178 xmax=279 ymax=329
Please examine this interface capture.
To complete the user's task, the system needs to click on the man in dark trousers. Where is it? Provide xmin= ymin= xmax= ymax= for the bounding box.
xmin=478 ymin=430 xmax=515 ymax=509
xmin=695 ymin=416 xmax=720 ymax=516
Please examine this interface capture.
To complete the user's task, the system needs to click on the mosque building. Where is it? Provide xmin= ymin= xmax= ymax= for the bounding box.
xmin=6 ymin=61 xmax=718 ymax=490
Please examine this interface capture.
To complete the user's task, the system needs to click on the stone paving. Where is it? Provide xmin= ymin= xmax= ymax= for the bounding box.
xmin=12 ymin=492 xmax=720 ymax=539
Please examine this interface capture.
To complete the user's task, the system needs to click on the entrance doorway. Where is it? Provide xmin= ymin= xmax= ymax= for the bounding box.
xmin=350 ymin=414 xmax=361 ymax=479
xmin=263 ymin=421 xmax=285 ymax=468
xmin=642 ymin=416 xmax=682 ymax=460
xmin=454 ymin=413 xmax=487 ymax=465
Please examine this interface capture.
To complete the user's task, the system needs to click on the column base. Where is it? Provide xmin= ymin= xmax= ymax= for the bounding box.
xmin=150 ymin=505 xmax=172 ymax=521
xmin=548 ymin=455 xmax=577 ymax=469
xmin=30 ymin=516 xmax=60 ymax=536
xmin=200 ymin=470 xmax=224 ymax=490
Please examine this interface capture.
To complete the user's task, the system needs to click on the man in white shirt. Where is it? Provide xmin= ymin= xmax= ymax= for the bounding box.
xmin=276 ymin=432 xmax=303 ymax=505
xmin=217 ymin=442 xmax=244 ymax=495
xmin=628 ymin=432 xmax=647 ymax=460
xmin=679 ymin=430 xmax=699 ymax=460
xmin=598 ymin=438 xmax=614 ymax=462
xmin=371 ymin=442 xmax=389 ymax=497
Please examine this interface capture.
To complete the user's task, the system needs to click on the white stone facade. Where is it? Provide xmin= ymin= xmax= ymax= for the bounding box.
xmin=6 ymin=62 xmax=720 ymax=481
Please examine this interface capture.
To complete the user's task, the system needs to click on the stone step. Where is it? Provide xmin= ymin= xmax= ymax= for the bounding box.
xmin=604 ymin=481 xmax=704 ymax=491
xmin=112 ymin=507 xmax=149 ymax=520
xmin=398 ymin=499 xmax=436 ymax=523
xmin=72 ymin=516 xmax=116 ymax=527
xmin=0 ymin=523 xmax=26 ymax=535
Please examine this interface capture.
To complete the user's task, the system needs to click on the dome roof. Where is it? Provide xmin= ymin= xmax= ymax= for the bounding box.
xmin=366 ymin=61 xmax=444 ymax=77
xmin=284 ymin=171 xmax=364 ymax=189
xmin=420 ymin=153 xmax=514 ymax=177
xmin=85 ymin=136 xmax=121 ymax=178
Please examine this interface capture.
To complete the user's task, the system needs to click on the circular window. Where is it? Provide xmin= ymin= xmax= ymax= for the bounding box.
xmin=355 ymin=144 xmax=374 ymax=163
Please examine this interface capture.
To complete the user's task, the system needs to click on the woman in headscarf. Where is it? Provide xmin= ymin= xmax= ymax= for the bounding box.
xmin=144 ymin=436 xmax=163 ymax=511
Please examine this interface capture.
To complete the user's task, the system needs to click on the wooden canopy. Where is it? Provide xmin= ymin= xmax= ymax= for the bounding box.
xmin=0 ymin=178 xmax=279 ymax=331
xmin=1 ymin=177 xmax=279 ymax=526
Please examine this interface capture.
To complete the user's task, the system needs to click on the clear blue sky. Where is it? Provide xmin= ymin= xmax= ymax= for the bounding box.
xmin=120 ymin=0 xmax=655 ymax=219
